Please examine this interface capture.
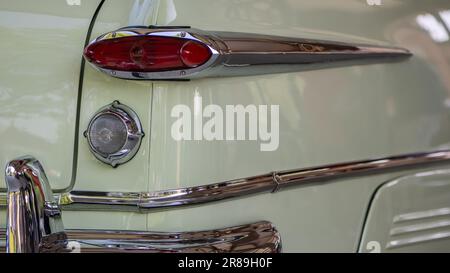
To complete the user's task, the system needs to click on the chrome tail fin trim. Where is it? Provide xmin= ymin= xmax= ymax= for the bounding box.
xmin=84 ymin=26 xmax=412 ymax=80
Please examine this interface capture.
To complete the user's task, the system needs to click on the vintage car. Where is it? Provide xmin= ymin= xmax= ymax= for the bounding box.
xmin=1 ymin=0 xmax=450 ymax=253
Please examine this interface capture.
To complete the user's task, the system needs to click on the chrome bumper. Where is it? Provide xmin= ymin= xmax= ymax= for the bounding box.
xmin=0 ymin=221 xmax=281 ymax=253
xmin=0 ymin=156 xmax=281 ymax=253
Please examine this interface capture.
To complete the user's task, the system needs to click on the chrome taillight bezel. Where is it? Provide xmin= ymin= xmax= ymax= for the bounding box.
xmin=84 ymin=27 xmax=220 ymax=80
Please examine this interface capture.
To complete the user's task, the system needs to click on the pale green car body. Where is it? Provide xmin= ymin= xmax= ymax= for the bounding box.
xmin=1 ymin=0 xmax=450 ymax=252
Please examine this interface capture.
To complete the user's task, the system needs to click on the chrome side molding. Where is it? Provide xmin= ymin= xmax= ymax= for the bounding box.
xmin=2 ymin=150 xmax=450 ymax=212
xmin=85 ymin=26 xmax=412 ymax=80
xmin=5 ymin=157 xmax=67 ymax=253
xmin=2 ymin=150 xmax=449 ymax=212
xmin=57 ymin=150 xmax=450 ymax=211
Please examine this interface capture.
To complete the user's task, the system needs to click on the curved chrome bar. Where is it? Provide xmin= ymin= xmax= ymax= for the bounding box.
xmin=57 ymin=149 xmax=450 ymax=211
xmin=5 ymin=156 xmax=67 ymax=253
xmin=2 ymin=150 xmax=450 ymax=212
xmin=1 ymin=221 xmax=282 ymax=253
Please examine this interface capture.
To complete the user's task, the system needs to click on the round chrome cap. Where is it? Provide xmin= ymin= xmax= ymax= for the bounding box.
xmin=84 ymin=101 xmax=144 ymax=167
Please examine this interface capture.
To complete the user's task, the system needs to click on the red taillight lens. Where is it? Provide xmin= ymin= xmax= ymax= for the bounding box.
xmin=180 ymin=40 xmax=212 ymax=68
xmin=84 ymin=36 xmax=212 ymax=72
